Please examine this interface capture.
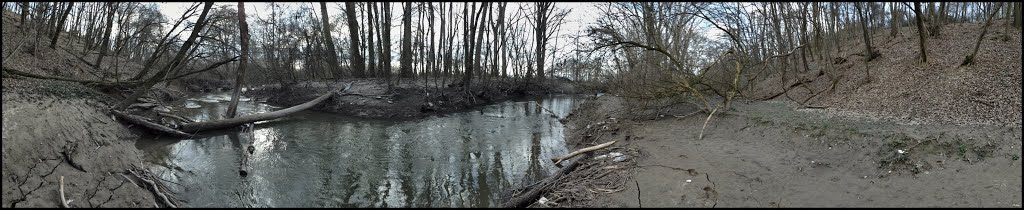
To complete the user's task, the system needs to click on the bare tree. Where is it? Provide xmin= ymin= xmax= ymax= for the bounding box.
xmin=49 ymin=2 xmax=73 ymax=48
xmin=95 ymin=2 xmax=117 ymax=67
xmin=400 ymin=2 xmax=413 ymax=78
xmin=319 ymin=2 xmax=343 ymax=79
xmin=116 ymin=2 xmax=214 ymax=110
xmin=890 ymin=2 xmax=900 ymax=38
xmin=344 ymin=2 xmax=366 ymax=78
xmin=912 ymin=2 xmax=928 ymax=63
xmin=854 ymin=2 xmax=878 ymax=61
xmin=226 ymin=1 xmax=251 ymax=118
xmin=963 ymin=3 xmax=1003 ymax=66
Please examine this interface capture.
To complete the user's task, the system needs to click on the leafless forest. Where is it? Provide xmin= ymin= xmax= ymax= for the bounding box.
xmin=2 ymin=2 xmax=1021 ymax=208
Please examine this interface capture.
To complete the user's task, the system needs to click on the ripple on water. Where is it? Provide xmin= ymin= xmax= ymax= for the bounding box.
xmin=142 ymin=95 xmax=583 ymax=207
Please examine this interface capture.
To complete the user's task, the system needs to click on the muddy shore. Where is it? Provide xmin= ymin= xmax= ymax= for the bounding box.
xmin=537 ymin=95 xmax=1021 ymax=207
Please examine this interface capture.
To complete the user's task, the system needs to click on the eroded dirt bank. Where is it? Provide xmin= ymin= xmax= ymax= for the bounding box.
xmin=540 ymin=95 xmax=1021 ymax=207
xmin=2 ymin=79 xmax=160 ymax=208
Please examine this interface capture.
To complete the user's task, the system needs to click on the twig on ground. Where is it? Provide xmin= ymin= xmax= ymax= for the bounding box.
xmin=551 ymin=140 xmax=617 ymax=166
xmin=699 ymin=107 xmax=719 ymax=140
xmin=59 ymin=176 xmax=70 ymax=208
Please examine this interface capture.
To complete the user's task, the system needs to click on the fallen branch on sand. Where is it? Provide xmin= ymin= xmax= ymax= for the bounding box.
xmin=551 ymin=140 xmax=617 ymax=166
xmin=59 ymin=176 xmax=70 ymax=208
xmin=699 ymin=107 xmax=719 ymax=140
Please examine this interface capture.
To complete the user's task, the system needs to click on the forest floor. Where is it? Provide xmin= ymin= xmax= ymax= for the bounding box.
xmin=540 ymin=21 xmax=1022 ymax=207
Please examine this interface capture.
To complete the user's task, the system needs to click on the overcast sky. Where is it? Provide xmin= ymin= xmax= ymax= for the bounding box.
xmin=156 ymin=2 xmax=601 ymax=42
xmin=153 ymin=2 xmax=724 ymax=74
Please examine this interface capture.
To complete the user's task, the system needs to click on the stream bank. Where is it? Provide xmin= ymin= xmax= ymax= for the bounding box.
xmin=245 ymin=78 xmax=582 ymax=119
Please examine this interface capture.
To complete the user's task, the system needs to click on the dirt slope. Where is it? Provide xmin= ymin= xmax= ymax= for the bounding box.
xmin=750 ymin=20 xmax=1022 ymax=127
xmin=2 ymin=11 xmax=167 ymax=208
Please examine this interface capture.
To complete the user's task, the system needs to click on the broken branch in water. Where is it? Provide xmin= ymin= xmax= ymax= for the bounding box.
xmin=502 ymin=153 xmax=590 ymax=208
xmin=114 ymin=82 xmax=353 ymax=136
xmin=130 ymin=169 xmax=177 ymax=208
xmin=551 ymin=140 xmax=617 ymax=166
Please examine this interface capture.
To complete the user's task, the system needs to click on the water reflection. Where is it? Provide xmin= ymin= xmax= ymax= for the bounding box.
xmin=137 ymin=93 xmax=581 ymax=207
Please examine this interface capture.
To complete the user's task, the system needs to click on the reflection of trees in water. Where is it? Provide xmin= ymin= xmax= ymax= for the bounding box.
xmin=150 ymin=95 xmax=579 ymax=207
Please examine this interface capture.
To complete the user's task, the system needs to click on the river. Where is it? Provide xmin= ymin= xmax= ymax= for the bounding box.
xmin=136 ymin=92 xmax=583 ymax=207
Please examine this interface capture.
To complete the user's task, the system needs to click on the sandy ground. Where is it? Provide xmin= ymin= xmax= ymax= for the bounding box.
xmin=1 ymin=78 xmax=159 ymax=208
xmin=544 ymin=95 xmax=1021 ymax=208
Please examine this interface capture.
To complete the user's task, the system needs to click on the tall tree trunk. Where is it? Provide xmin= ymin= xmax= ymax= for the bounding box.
xmin=913 ymin=2 xmax=928 ymax=63
xmin=930 ymin=2 xmax=946 ymax=37
xmin=400 ymin=2 xmax=414 ymax=78
xmin=1013 ymin=2 xmax=1021 ymax=29
xmin=116 ymin=2 xmax=213 ymax=110
xmin=963 ymin=3 xmax=1002 ymax=65
xmin=95 ymin=2 xmax=117 ymax=67
xmin=226 ymin=1 xmax=251 ymax=118
xmin=428 ymin=3 xmax=437 ymax=77
xmin=890 ymin=2 xmax=900 ymax=38
xmin=461 ymin=2 xmax=479 ymax=86
xmin=854 ymin=2 xmax=878 ymax=61
xmin=319 ymin=2 xmax=344 ymax=79
xmin=800 ymin=2 xmax=812 ymax=73
xmin=493 ymin=3 xmax=506 ymax=78
xmin=380 ymin=3 xmax=392 ymax=81
xmin=473 ymin=3 xmax=489 ymax=80
xmin=20 ymin=2 xmax=29 ymax=28
xmin=367 ymin=3 xmax=378 ymax=77
xmin=344 ymin=2 xmax=366 ymax=78
xmin=1004 ymin=2 xmax=1012 ymax=42
xmin=534 ymin=2 xmax=551 ymax=80
xmin=48 ymin=2 xmax=73 ymax=48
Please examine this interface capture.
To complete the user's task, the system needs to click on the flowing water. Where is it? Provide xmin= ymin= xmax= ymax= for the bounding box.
xmin=137 ymin=92 xmax=583 ymax=207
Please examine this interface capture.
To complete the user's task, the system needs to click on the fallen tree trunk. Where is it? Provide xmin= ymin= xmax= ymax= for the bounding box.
xmin=111 ymin=110 xmax=192 ymax=137
xmin=114 ymin=83 xmax=351 ymax=136
xmin=178 ymin=83 xmax=351 ymax=133
xmin=502 ymin=153 xmax=589 ymax=208
xmin=550 ymin=140 xmax=616 ymax=166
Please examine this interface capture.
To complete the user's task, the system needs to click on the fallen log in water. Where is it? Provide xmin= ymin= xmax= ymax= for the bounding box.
xmin=113 ymin=82 xmax=352 ymax=136
xmin=111 ymin=110 xmax=192 ymax=137
xmin=178 ymin=83 xmax=352 ymax=133
xmin=238 ymin=124 xmax=255 ymax=177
